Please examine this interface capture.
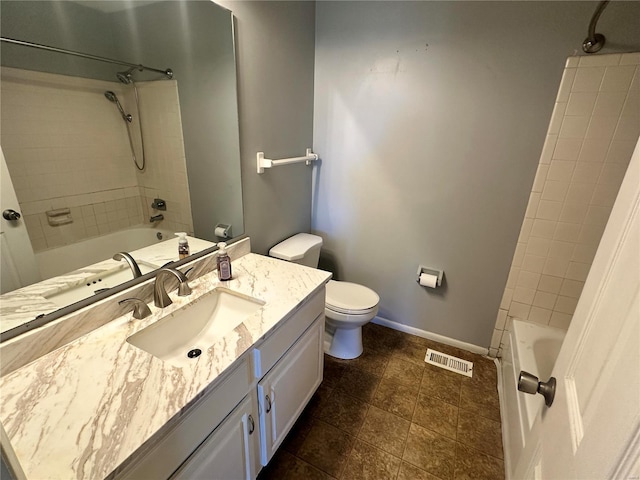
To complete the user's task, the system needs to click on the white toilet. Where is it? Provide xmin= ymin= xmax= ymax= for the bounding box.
xmin=269 ymin=233 xmax=379 ymax=359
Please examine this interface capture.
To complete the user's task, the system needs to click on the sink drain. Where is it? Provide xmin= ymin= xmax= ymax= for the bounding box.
xmin=187 ymin=348 xmax=202 ymax=359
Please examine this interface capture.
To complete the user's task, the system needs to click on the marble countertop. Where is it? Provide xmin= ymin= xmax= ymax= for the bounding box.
xmin=0 ymin=253 xmax=331 ymax=479
xmin=0 ymin=236 xmax=215 ymax=335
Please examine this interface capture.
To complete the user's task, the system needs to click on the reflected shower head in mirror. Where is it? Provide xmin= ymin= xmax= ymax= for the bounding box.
xmin=104 ymin=91 xmax=132 ymax=123
xmin=116 ymin=66 xmax=141 ymax=85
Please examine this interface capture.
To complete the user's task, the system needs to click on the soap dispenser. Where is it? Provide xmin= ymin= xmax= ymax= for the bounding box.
xmin=175 ymin=232 xmax=190 ymax=259
xmin=216 ymin=242 xmax=232 ymax=281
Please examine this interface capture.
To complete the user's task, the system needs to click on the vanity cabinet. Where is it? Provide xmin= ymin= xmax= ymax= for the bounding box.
xmin=171 ymin=393 xmax=261 ymax=480
xmin=258 ymin=316 xmax=324 ymax=465
xmin=116 ymin=287 xmax=325 ymax=480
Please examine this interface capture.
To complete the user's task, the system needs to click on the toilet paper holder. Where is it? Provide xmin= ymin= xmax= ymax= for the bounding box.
xmin=417 ymin=265 xmax=443 ymax=287
xmin=215 ymin=223 xmax=232 ymax=239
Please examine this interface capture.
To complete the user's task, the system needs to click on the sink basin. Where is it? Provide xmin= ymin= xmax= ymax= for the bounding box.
xmin=44 ymin=262 xmax=158 ymax=307
xmin=126 ymin=288 xmax=265 ymax=365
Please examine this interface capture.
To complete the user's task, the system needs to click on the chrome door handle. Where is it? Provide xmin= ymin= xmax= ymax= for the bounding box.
xmin=518 ymin=371 xmax=556 ymax=407
xmin=265 ymin=394 xmax=272 ymax=413
xmin=3 ymin=209 xmax=21 ymax=221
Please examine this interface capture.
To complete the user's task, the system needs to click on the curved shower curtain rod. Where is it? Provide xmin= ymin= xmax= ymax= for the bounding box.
xmin=583 ymin=0 xmax=610 ymax=54
xmin=0 ymin=36 xmax=173 ymax=78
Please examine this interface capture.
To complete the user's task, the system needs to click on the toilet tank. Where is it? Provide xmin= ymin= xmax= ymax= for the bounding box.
xmin=268 ymin=233 xmax=323 ymax=268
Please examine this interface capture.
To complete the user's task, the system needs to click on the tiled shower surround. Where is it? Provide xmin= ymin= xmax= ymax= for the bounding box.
xmin=491 ymin=53 xmax=640 ymax=357
xmin=0 ymin=67 xmax=193 ymax=253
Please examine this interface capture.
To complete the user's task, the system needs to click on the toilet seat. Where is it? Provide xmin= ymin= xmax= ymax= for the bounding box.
xmin=325 ymin=280 xmax=379 ymax=315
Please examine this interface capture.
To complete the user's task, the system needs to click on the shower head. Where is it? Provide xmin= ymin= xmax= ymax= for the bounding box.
xmin=116 ymin=71 xmax=132 ymax=84
xmin=104 ymin=90 xmax=132 ymax=123
xmin=116 ymin=66 xmax=143 ymax=85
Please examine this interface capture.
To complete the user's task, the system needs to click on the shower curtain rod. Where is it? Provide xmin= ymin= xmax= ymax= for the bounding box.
xmin=0 ymin=36 xmax=173 ymax=78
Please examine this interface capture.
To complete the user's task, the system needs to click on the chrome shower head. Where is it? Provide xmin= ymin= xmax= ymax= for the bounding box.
xmin=116 ymin=72 xmax=132 ymax=84
xmin=104 ymin=90 xmax=132 ymax=123
xmin=116 ymin=66 xmax=142 ymax=85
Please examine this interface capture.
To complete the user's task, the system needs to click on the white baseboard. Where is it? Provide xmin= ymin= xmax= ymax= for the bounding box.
xmin=372 ymin=316 xmax=489 ymax=356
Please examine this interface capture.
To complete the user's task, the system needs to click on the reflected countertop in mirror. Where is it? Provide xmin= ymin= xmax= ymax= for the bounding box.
xmin=0 ymin=235 xmax=215 ymax=335
xmin=0 ymin=0 xmax=243 ymax=315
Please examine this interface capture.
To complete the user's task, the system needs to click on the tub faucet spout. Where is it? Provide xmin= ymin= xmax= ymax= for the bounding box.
xmin=113 ymin=252 xmax=143 ymax=278
xmin=154 ymin=267 xmax=192 ymax=308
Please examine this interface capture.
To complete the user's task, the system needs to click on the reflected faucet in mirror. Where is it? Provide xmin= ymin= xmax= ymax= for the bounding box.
xmin=112 ymin=252 xmax=143 ymax=279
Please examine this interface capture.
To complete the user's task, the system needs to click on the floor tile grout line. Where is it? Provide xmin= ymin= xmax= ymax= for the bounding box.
xmin=399 ymin=455 xmax=449 ymax=480
xmin=347 ymin=436 xmax=404 ymax=479
xmin=455 ymin=439 xmax=506 ymax=463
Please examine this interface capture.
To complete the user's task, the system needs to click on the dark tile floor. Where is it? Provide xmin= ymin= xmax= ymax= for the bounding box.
xmin=258 ymin=323 xmax=505 ymax=480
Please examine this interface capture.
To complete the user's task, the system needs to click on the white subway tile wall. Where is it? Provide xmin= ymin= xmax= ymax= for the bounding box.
xmin=491 ymin=53 xmax=640 ymax=357
xmin=1 ymin=67 xmax=193 ymax=251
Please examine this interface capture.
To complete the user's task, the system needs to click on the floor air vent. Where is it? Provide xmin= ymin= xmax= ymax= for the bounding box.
xmin=425 ymin=349 xmax=473 ymax=377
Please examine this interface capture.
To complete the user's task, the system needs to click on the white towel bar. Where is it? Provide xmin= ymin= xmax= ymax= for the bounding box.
xmin=257 ymin=148 xmax=318 ymax=174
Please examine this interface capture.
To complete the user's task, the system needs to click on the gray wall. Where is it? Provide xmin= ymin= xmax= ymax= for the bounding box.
xmin=218 ymin=1 xmax=316 ymax=254
xmin=312 ymin=1 xmax=640 ymax=347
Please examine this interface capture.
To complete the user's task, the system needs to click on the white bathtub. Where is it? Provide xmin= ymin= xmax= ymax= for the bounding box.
xmin=36 ymin=226 xmax=173 ymax=280
xmin=500 ymin=319 xmax=566 ymax=478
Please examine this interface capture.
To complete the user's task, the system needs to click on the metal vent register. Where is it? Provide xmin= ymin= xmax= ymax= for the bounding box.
xmin=425 ymin=349 xmax=473 ymax=377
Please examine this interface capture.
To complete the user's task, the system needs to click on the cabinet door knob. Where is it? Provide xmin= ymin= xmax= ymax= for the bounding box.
xmin=265 ymin=395 xmax=272 ymax=413
xmin=248 ymin=414 xmax=255 ymax=434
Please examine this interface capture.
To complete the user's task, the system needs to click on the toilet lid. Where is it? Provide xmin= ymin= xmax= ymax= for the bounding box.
xmin=325 ymin=280 xmax=379 ymax=314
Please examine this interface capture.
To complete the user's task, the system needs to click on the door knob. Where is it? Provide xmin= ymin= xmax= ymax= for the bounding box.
xmin=3 ymin=209 xmax=21 ymax=221
xmin=518 ymin=371 xmax=556 ymax=407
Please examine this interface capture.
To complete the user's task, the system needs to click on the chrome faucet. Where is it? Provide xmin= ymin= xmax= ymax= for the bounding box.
xmin=113 ymin=252 xmax=143 ymax=279
xmin=154 ymin=267 xmax=192 ymax=308
xmin=150 ymin=214 xmax=164 ymax=223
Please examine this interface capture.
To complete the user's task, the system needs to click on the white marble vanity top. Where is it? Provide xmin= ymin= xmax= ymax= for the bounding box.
xmin=0 ymin=253 xmax=331 ymax=479
xmin=0 ymin=235 xmax=214 ymax=335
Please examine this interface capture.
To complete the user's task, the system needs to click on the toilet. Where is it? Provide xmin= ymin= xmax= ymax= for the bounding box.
xmin=269 ymin=233 xmax=379 ymax=359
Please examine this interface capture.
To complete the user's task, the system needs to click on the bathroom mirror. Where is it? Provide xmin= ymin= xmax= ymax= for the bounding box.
xmin=0 ymin=2 xmax=243 ymax=308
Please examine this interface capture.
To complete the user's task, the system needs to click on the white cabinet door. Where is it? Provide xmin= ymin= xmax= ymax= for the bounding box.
xmin=172 ymin=393 xmax=261 ymax=480
xmin=258 ymin=315 xmax=324 ymax=466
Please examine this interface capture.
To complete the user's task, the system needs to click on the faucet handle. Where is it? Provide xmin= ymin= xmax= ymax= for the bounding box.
xmin=119 ymin=298 xmax=152 ymax=319
xmin=178 ymin=280 xmax=192 ymax=296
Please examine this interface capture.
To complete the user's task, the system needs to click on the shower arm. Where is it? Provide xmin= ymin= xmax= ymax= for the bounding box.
xmin=582 ymin=0 xmax=610 ymax=54
xmin=0 ymin=36 xmax=173 ymax=79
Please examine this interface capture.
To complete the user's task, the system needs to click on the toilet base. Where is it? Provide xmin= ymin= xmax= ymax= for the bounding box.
xmin=324 ymin=326 xmax=364 ymax=360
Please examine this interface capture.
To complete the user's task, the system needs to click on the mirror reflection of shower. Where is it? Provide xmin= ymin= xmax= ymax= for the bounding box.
xmin=104 ymin=67 xmax=148 ymax=171
xmin=104 ymin=90 xmax=131 ymax=122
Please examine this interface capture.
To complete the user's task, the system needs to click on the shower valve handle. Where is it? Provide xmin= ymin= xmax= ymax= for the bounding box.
xmin=518 ymin=371 xmax=556 ymax=407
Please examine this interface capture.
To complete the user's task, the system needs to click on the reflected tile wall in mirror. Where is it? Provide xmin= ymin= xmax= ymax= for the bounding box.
xmin=1 ymin=67 xmax=193 ymax=260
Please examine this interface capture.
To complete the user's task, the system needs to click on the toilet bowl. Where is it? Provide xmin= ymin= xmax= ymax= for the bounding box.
xmin=324 ymin=280 xmax=379 ymax=359
xmin=268 ymin=233 xmax=379 ymax=359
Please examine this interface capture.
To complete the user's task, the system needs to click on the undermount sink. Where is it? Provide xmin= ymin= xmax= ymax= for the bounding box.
xmin=44 ymin=261 xmax=158 ymax=307
xmin=126 ymin=288 xmax=265 ymax=366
